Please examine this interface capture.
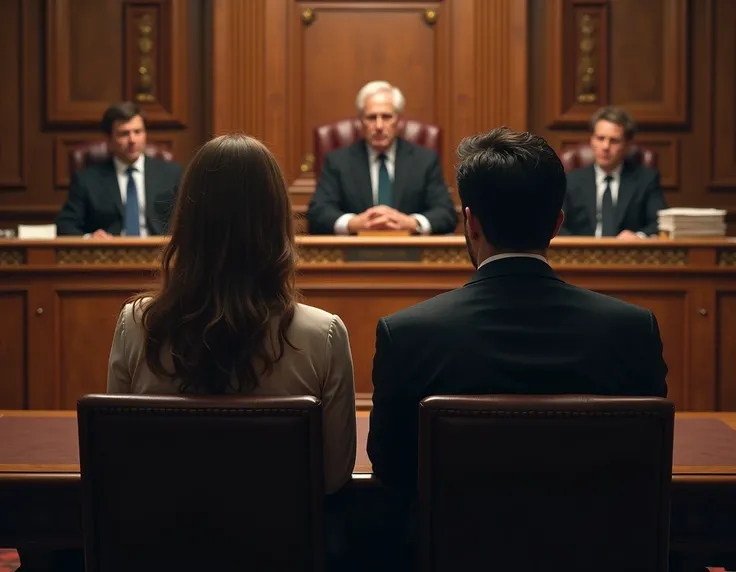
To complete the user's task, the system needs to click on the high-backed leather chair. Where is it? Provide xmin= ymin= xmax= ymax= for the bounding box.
xmin=313 ymin=118 xmax=441 ymax=178
xmin=69 ymin=141 xmax=173 ymax=180
xmin=418 ymin=395 xmax=674 ymax=572
xmin=77 ymin=394 xmax=324 ymax=572
xmin=560 ymin=142 xmax=658 ymax=172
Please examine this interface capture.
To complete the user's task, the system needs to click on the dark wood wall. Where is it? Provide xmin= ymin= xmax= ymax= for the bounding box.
xmin=0 ymin=0 xmax=734 ymax=230
xmin=529 ymin=0 xmax=736 ymax=230
xmin=0 ymin=0 xmax=207 ymax=232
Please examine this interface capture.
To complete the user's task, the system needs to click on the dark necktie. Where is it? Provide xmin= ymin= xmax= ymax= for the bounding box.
xmin=125 ymin=166 xmax=141 ymax=236
xmin=377 ymin=153 xmax=392 ymax=206
xmin=600 ymin=174 xmax=615 ymax=237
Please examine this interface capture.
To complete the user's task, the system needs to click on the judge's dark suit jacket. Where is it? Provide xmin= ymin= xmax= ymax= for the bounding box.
xmin=367 ymin=256 xmax=668 ymax=490
xmin=560 ymin=161 xmax=668 ymax=236
xmin=55 ymin=157 xmax=183 ymax=236
xmin=306 ymin=138 xmax=458 ymax=235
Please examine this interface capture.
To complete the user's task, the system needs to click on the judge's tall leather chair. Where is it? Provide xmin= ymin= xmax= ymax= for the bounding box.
xmin=560 ymin=142 xmax=658 ymax=172
xmin=313 ymin=118 xmax=441 ymax=178
xmin=69 ymin=141 xmax=174 ymax=180
xmin=77 ymin=394 xmax=325 ymax=572
xmin=418 ymin=394 xmax=674 ymax=572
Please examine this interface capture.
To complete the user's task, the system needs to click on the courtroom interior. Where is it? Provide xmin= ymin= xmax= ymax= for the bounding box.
xmin=1 ymin=1 xmax=736 ymax=571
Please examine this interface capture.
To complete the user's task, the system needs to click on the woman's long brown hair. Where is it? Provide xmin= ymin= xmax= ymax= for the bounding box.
xmin=131 ymin=134 xmax=298 ymax=394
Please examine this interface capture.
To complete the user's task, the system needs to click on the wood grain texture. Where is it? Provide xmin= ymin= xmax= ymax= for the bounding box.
xmin=2 ymin=237 xmax=736 ymax=411
xmin=706 ymin=0 xmax=736 ymax=189
xmin=0 ymin=0 xmax=205 ymax=230
xmin=123 ymin=0 xmax=189 ymax=127
xmin=211 ymin=0 xmax=266 ymax=139
xmin=0 ymin=0 xmax=25 ymax=188
xmin=45 ymin=0 xmax=123 ymax=125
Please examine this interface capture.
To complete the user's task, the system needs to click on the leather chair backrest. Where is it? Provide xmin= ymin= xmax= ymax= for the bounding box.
xmin=69 ymin=141 xmax=173 ymax=179
xmin=418 ymin=394 xmax=674 ymax=572
xmin=313 ymin=118 xmax=441 ymax=178
xmin=560 ymin=142 xmax=657 ymax=172
xmin=77 ymin=394 xmax=324 ymax=572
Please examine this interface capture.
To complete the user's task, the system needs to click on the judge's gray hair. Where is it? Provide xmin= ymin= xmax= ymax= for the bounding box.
xmin=355 ymin=81 xmax=405 ymax=115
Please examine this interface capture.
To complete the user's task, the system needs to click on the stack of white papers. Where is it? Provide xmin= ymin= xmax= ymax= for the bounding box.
xmin=657 ymin=208 xmax=727 ymax=238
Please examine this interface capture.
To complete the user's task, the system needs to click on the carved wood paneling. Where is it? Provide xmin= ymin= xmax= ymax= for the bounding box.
xmin=608 ymin=0 xmax=688 ymax=126
xmin=716 ymin=291 xmax=736 ymax=409
xmin=0 ymin=291 xmax=26 ymax=409
xmin=288 ymin=2 xmax=445 ymax=184
xmin=123 ymin=0 xmax=188 ymax=127
xmin=0 ymin=0 xmax=25 ymax=188
xmin=45 ymin=0 xmax=124 ymax=125
xmin=707 ymin=0 xmax=736 ymax=189
xmin=546 ymin=0 xmax=608 ymax=128
xmin=211 ymin=0 xmax=266 ymax=140
xmin=473 ymin=0 xmax=528 ymax=132
xmin=53 ymin=135 xmax=176 ymax=188
xmin=546 ymin=0 xmax=688 ymax=128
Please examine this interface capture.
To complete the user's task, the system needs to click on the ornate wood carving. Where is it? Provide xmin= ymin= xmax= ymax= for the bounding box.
xmin=123 ymin=0 xmax=188 ymax=127
xmin=546 ymin=0 xmax=608 ymax=128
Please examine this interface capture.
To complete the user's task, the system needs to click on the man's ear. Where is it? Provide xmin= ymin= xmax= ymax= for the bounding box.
xmin=551 ymin=210 xmax=565 ymax=238
xmin=465 ymin=207 xmax=482 ymax=240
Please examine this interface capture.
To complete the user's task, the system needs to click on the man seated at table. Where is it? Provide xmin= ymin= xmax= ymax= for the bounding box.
xmin=368 ymin=126 xmax=669 ymax=492
xmin=55 ymin=102 xmax=183 ymax=238
xmin=560 ymin=106 xmax=668 ymax=239
xmin=306 ymin=81 xmax=457 ymax=235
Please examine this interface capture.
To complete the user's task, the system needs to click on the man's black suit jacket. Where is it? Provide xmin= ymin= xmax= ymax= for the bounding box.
xmin=560 ymin=162 xmax=668 ymax=236
xmin=55 ymin=156 xmax=183 ymax=236
xmin=367 ymin=256 xmax=668 ymax=490
xmin=306 ymin=138 xmax=458 ymax=235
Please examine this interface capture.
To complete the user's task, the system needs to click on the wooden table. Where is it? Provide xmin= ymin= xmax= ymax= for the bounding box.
xmin=1 ymin=410 xmax=735 ymax=571
xmin=1 ymin=236 xmax=735 ymax=411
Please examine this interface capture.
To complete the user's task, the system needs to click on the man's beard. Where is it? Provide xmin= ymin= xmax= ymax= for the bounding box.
xmin=464 ymin=225 xmax=478 ymax=269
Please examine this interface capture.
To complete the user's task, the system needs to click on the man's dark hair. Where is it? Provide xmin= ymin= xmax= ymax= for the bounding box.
xmin=456 ymin=127 xmax=567 ymax=251
xmin=101 ymin=102 xmax=144 ymax=135
xmin=590 ymin=106 xmax=637 ymax=140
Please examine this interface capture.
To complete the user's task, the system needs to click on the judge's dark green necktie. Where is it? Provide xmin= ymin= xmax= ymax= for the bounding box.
xmin=377 ymin=153 xmax=392 ymax=206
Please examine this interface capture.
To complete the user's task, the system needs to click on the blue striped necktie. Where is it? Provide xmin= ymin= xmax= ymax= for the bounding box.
xmin=125 ymin=166 xmax=140 ymax=236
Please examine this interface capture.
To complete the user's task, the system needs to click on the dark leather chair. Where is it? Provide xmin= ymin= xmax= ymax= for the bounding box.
xmin=69 ymin=141 xmax=173 ymax=179
xmin=418 ymin=395 xmax=674 ymax=572
xmin=313 ymin=118 xmax=441 ymax=178
xmin=560 ymin=142 xmax=657 ymax=172
xmin=77 ymin=394 xmax=324 ymax=572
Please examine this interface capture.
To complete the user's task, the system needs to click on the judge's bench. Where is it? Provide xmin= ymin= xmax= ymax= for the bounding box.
xmin=0 ymin=235 xmax=734 ymax=412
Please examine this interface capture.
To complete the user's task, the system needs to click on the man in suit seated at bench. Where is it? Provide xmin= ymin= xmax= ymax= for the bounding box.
xmin=306 ymin=81 xmax=457 ymax=235
xmin=560 ymin=106 xmax=668 ymax=239
xmin=56 ymin=102 xmax=183 ymax=238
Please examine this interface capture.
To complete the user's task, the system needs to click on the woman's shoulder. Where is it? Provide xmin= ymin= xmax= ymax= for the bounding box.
xmin=121 ymin=296 xmax=153 ymax=320
xmin=291 ymin=303 xmax=347 ymax=337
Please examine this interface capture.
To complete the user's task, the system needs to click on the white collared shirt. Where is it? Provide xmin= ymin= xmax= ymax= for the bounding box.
xmin=333 ymin=140 xmax=432 ymax=235
xmin=113 ymin=154 xmax=148 ymax=237
xmin=478 ymin=252 xmax=549 ymax=269
xmin=593 ymin=163 xmax=622 ymax=238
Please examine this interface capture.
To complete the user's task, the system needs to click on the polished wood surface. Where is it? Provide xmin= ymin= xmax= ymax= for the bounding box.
xmin=1 ymin=409 xmax=735 ymax=571
xmin=1 ymin=236 xmax=736 ymax=411
xmin=2 ymin=409 xmax=735 ymax=478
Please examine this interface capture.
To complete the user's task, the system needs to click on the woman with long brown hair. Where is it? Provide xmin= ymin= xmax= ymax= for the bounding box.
xmin=107 ymin=134 xmax=356 ymax=493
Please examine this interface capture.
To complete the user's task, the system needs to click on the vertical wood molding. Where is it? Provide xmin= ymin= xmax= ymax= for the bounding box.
xmin=474 ymin=0 xmax=528 ymax=132
xmin=45 ymin=0 xmax=115 ymax=125
xmin=123 ymin=0 xmax=188 ymax=127
xmin=546 ymin=0 xmax=608 ymax=128
xmin=706 ymin=0 xmax=736 ymax=189
xmin=0 ymin=0 xmax=25 ymax=188
xmin=211 ymin=0 xmax=266 ymax=138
